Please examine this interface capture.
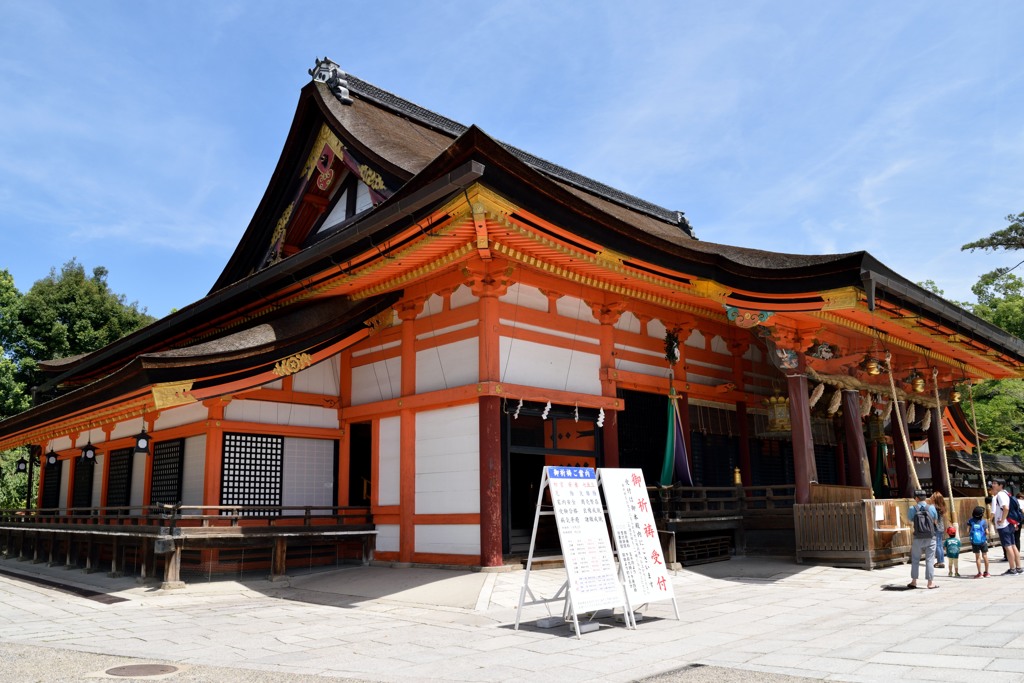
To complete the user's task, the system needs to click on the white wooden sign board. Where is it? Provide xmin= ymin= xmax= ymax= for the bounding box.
xmin=599 ymin=467 xmax=679 ymax=621
xmin=546 ymin=466 xmax=626 ymax=613
xmin=515 ymin=466 xmax=629 ymax=638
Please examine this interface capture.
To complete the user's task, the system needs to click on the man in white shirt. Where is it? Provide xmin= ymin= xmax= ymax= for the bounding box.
xmin=990 ymin=479 xmax=1021 ymax=575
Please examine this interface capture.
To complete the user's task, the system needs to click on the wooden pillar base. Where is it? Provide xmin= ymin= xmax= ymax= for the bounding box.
xmin=270 ymin=537 xmax=288 ymax=580
xmin=161 ymin=544 xmax=184 ymax=590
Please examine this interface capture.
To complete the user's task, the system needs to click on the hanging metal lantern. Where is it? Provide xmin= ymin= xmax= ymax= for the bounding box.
xmin=764 ymin=395 xmax=791 ymax=433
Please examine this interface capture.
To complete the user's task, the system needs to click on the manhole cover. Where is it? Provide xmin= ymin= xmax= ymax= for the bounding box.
xmin=105 ymin=664 xmax=179 ymax=677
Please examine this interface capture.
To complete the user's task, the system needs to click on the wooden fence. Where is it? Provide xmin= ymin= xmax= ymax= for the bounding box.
xmin=795 ymin=495 xmax=994 ymax=570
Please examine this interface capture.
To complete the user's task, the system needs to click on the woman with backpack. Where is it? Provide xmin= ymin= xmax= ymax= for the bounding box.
xmin=930 ymin=493 xmax=948 ymax=569
xmin=908 ymin=489 xmax=939 ymax=589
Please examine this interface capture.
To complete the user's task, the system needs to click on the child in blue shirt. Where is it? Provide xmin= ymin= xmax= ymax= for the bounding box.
xmin=942 ymin=526 xmax=961 ymax=577
xmin=967 ymin=505 xmax=990 ymax=578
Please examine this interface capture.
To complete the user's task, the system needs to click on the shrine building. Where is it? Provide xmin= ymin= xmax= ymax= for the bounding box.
xmin=2 ymin=58 xmax=1023 ymax=579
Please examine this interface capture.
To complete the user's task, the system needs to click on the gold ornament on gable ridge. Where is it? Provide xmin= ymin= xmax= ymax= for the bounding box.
xmin=273 ymin=353 xmax=313 ymax=377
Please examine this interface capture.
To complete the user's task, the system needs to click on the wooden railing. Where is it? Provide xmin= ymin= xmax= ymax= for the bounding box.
xmin=0 ymin=504 xmax=373 ymax=533
xmin=648 ymin=484 xmax=795 ymax=521
xmin=810 ymin=484 xmax=872 ymax=504
xmin=795 ymin=495 xmax=995 ymax=570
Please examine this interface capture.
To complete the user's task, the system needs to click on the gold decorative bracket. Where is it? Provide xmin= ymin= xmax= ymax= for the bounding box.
xmin=273 ymin=353 xmax=313 ymax=377
xmin=152 ymin=381 xmax=196 ymax=410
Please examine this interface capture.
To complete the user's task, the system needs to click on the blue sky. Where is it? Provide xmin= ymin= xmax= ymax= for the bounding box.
xmin=1 ymin=1 xmax=1022 ymax=318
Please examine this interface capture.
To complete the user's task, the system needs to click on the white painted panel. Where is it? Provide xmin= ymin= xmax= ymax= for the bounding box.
xmin=376 ymin=524 xmax=400 ymax=553
xmin=416 ymin=404 xmax=479 ymax=515
xmin=417 ymin=338 xmax=479 ymax=394
xmin=283 ymin=437 xmax=335 ymax=514
xmin=417 ymin=293 xmax=445 ymax=319
xmin=91 ymin=454 xmax=104 ymax=507
xmin=155 ymin=402 xmax=208 ymax=431
xmin=415 ymin=524 xmax=480 ymax=556
xmin=181 ymin=435 xmax=206 ymax=507
xmin=685 ymin=329 xmax=705 ymax=349
xmin=449 ymin=284 xmax=476 ymax=310
xmin=351 ymin=358 xmax=401 ymax=405
xmin=352 ymin=338 xmax=400 ymax=357
xmin=685 ymin=372 xmax=720 ymax=386
xmin=615 ymin=311 xmax=642 ymax=334
xmin=648 ymin=318 xmax=667 ymax=340
xmin=415 ymin=319 xmax=477 ymax=341
xmin=50 ymin=437 xmax=72 ymax=452
xmin=378 ymin=417 xmax=401 ymax=506
xmin=614 ymin=342 xmax=663 ymax=360
xmin=745 ymin=345 xmax=763 ymax=362
xmin=501 ymin=318 xmax=598 ymax=345
xmin=499 ymin=283 xmax=548 ymax=312
xmin=293 ymin=356 xmax=340 ymax=395
xmin=689 ymin=358 xmax=731 ymax=373
xmin=108 ymin=420 xmax=142 ymax=442
xmin=711 ymin=335 xmax=730 ymax=355
xmin=500 ymin=337 xmax=601 ymax=395
xmin=262 ymin=378 xmax=284 ymax=390
xmin=223 ymin=400 xmax=338 ymax=429
xmin=355 ymin=181 xmax=373 ymax=213
xmin=129 ymin=453 xmax=146 ymax=514
xmin=616 ymin=359 xmax=669 ymax=378
xmin=555 ymin=295 xmax=596 ymax=322
xmin=59 ymin=461 xmax=69 ymax=512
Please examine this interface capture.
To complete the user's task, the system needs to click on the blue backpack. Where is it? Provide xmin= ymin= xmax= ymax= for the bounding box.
xmin=969 ymin=518 xmax=987 ymax=546
xmin=1009 ymin=495 xmax=1023 ymax=525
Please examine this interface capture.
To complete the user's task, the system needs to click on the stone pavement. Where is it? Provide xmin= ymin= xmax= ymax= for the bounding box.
xmin=1 ymin=553 xmax=1023 ymax=682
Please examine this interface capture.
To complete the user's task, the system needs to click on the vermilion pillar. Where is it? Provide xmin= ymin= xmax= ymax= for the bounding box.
xmin=477 ymin=285 xmax=503 ymax=567
xmin=891 ymin=401 xmax=915 ymax=499
xmin=928 ymin=406 xmax=950 ymax=499
xmin=786 ymin=373 xmax=818 ymax=504
xmin=841 ymin=389 xmax=871 ymax=489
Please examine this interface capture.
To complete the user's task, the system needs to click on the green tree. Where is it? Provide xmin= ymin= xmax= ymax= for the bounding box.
xmin=0 ymin=447 xmax=34 ymax=510
xmin=0 ymin=260 xmax=155 ymax=403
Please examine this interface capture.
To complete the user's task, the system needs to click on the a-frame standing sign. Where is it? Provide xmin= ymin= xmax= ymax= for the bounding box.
xmin=598 ymin=467 xmax=680 ymax=625
xmin=514 ymin=466 xmax=630 ymax=639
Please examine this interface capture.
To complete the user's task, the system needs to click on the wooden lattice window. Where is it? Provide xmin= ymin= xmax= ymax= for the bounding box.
xmin=221 ymin=433 xmax=283 ymax=515
xmin=71 ymin=459 xmax=95 ymax=512
xmin=41 ymin=460 xmax=63 ymax=510
xmin=106 ymin=448 xmax=134 ymax=510
xmin=150 ymin=439 xmax=184 ymax=506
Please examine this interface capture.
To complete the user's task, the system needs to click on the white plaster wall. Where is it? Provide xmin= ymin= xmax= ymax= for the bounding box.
xmin=181 ymin=435 xmax=206 ymax=507
xmin=415 ymin=320 xmax=477 ymax=341
xmin=415 ymin=404 xmax=479 ymax=515
xmin=615 ymin=311 xmax=643 ymax=334
xmin=352 ymin=338 xmax=400 ymax=357
xmin=108 ymin=420 xmax=143 ymax=442
xmin=283 ymin=437 xmax=335 ymax=514
xmin=449 ymin=285 xmax=476 ymax=310
xmin=417 ymin=338 xmax=479 ymax=394
xmin=350 ymin=357 xmax=401 ymax=405
xmin=745 ymin=345 xmax=763 ymax=362
xmin=262 ymin=378 xmax=284 ymax=390
xmin=555 ymin=295 xmax=596 ymax=322
xmin=155 ymin=402 xmax=208 ymax=431
xmin=224 ymin=400 xmax=338 ymax=429
xmin=615 ymin=342 xmax=664 ymax=360
xmin=711 ymin=335 xmax=731 ymax=355
xmin=500 ymin=337 xmax=601 ymax=395
xmin=415 ymin=524 xmax=480 ymax=556
xmin=376 ymin=524 xmax=400 ymax=553
xmin=648 ymin=318 xmax=668 ymax=340
xmin=616 ymin=359 xmax=669 ymax=378
xmin=91 ymin=454 xmax=104 ymax=508
xmin=129 ymin=453 xmax=146 ymax=514
xmin=378 ymin=417 xmax=401 ymax=506
xmin=49 ymin=437 xmax=72 ymax=452
xmin=499 ymin=283 xmax=548 ymax=312
xmin=418 ymin=293 xmax=445 ymax=318
xmin=293 ymin=356 xmax=340 ymax=395
xmin=686 ymin=329 xmax=706 ymax=349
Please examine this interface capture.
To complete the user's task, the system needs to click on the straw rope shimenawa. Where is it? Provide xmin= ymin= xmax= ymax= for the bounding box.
xmin=932 ymin=367 xmax=955 ymax=523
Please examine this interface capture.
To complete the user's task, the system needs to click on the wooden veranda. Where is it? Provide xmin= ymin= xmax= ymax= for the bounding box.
xmin=0 ymin=505 xmax=376 ymax=588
